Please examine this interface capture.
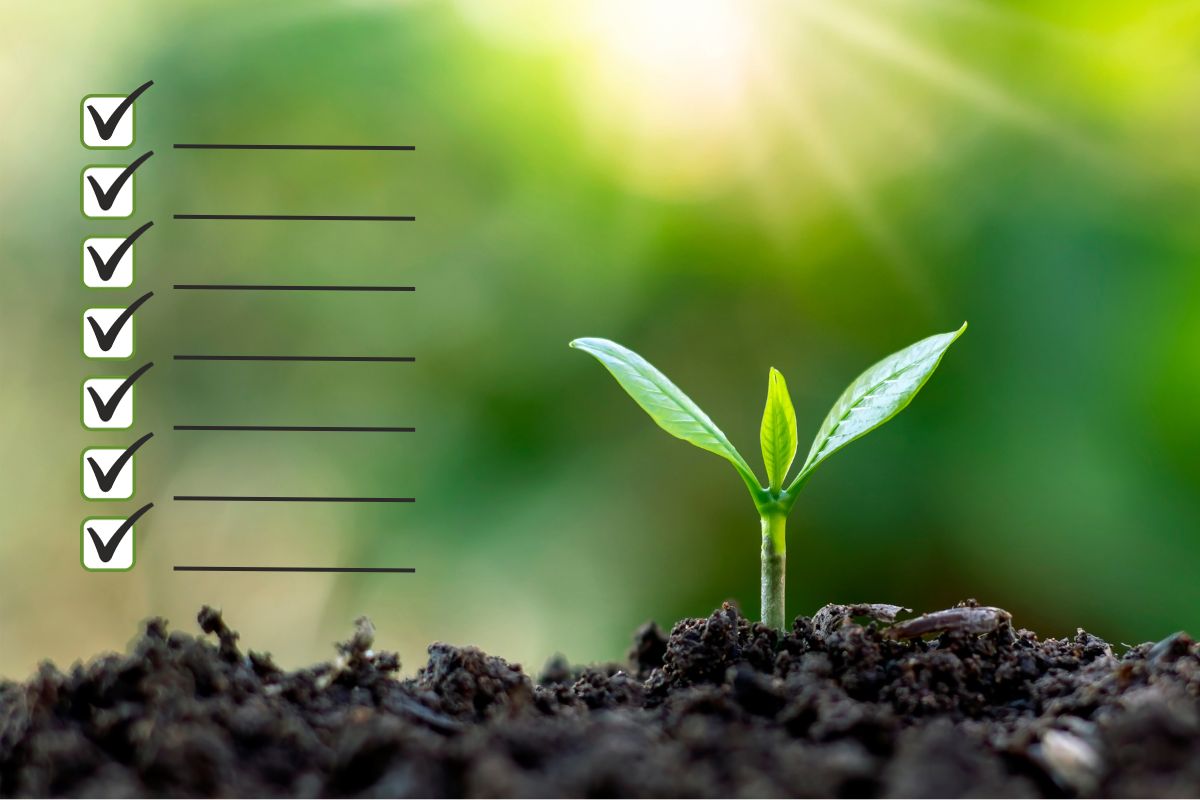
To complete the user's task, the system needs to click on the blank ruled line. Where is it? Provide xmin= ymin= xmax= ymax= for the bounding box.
xmin=174 ymin=144 xmax=415 ymax=151
xmin=174 ymin=214 xmax=415 ymax=222
xmin=174 ymin=425 xmax=415 ymax=432
xmin=174 ymin=284 xmax=415 ymax=292
xmin=174 ymin=566 xmax=416 ymax=573
xmin=174 ymin=495 xmax=415 ymax=503
xmin=174 ymin=355 xmax=415 ymax=362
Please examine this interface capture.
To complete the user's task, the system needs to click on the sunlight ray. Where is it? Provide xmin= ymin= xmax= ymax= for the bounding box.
xmin=868 ymin=0 xmax=1105 ymax=53
xmin=751 ymin=50 xmax=938 ymax=312
xmin=798 ymin=1 xmax=1107 ymax=163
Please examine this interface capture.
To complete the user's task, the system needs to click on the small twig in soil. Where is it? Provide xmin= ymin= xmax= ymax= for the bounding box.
xmin=885 ymin=606 xmax=1012 ymax=639
xmin=812 ymin=603 xmax=911 ymax=636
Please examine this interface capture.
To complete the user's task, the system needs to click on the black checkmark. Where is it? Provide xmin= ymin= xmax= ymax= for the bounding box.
xmin=88 ymin=502 xmax=153 ymax=563
xmin=86 ymin=151 xmax=153 ymax=211
xmin=86 ymin=80 xmax=154 ymax=141
xmin=86 ymin=432 xmax=153 ymax=494
xmin=87 ymin=221 xmax=153 ymax=283
xmin=87 ymin=362 xmax=153 ymax=422
xmin=86 ymin=292 xmax=153 ymax=352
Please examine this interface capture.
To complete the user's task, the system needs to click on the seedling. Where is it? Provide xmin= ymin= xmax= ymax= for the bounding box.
xmin=571 ymin=324 xmax=966 ymax=629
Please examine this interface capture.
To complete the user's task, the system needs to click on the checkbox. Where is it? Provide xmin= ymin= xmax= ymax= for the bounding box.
xmin=82 ymin=504 xmax=151 ymax=570
xmin=83 ymin=307 xmax=136 ymax=359
xmin=81 ymin=517 xmax=136 ymax=570
xmin=82 ymin=377 xmax=135 ymax=429
xmin=81 ymin=82 xmax=151 ymax=150
xmin=82 ymin=292 xmax=151 ymax=360
xmin=81 ymin=152 xmax=151 ymax=220
xmin=82 ymin=97 xmax=134 ymax=148
xmin=82 ymin=448 xmax=135 ymax=500
xmin=81 ymin=433 xmax=151 ymax=501
xmin=82 ymin=236 xmax=134 ymax=288
xmin=82 ymin=165 xmax=135 ymax=218
xmin=81 ymin=516 xmax=140 ymax=571
xmin=81 ymin=363 xmax=153 ymax=430
xmin=81 ymin=223 xmax=152 ymax=289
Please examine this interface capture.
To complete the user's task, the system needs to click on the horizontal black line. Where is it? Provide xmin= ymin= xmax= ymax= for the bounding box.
xmin=174 ymin=496 xmax=415 ymax=503
xmin=174 ymin=355 xmax=415 ymax=362
xmin=174 ymin=144 xmax=415 ymax=151
xmin=174 ymin=425 xmax=415 ymax=432
xmin=174 ymin=284 xmax=415 ymax=292
xmin=174 ymin=566 xmax=415 ymax=573
xmin=174 ymin=214 xmax=415 ymax=222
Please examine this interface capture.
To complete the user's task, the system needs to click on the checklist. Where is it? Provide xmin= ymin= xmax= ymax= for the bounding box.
xmin=79 ymin=81 xmax=155 ymax=572
xmin=76 ymin=78 xmax=418 ymax=575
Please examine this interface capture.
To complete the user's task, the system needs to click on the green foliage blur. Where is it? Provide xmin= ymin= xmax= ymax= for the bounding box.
xmin=2 ymin=0 xmax=1198 ymax=677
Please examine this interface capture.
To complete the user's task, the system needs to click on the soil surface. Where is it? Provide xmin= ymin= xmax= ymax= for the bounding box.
xmin=1 ymin=600 xmax=1198 ymax=797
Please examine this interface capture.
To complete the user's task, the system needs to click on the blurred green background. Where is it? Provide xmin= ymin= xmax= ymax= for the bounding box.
xmin=2 ymin=0 xmax=1199 ymax=679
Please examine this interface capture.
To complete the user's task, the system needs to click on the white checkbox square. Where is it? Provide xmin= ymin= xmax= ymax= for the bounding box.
xmin=81 ymin=517 xmax=136 ymax=570
xmin=83 ymin=377 xmax=135 ymax=429
xmin=83 ymin=307 xmax=135 ymax=359
xmin=82 ymin=96 xmax=134 ymax=148
xmin=82 ymin=447 xmax=135 ymax=500
xmin=83 ymin=236 xmax=134 ymax=287
xmin=82 ymin=166 xmax=134 ymax=218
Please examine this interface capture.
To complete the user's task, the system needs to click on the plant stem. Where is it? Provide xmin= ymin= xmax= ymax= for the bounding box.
xmin=760 ymin=511 xmax=787 ymax=630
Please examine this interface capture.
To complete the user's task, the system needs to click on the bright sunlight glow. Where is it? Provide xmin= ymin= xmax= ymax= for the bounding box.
xmin=459 ymin=0 xmax=1103 ymax=293
xmin=572 ymin=0 xmax=757 ymax=195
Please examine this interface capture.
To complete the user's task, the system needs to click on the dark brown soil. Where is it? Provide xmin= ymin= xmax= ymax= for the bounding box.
xmin=2 ymin=600 xmax=1198 ymax=797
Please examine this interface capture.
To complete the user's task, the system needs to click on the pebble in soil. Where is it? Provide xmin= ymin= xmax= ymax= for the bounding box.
xmin=1 ymin=600 xmax=1198 ymax=797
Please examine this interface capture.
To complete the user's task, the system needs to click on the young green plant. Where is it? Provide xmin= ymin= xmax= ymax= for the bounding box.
xmin=570 ymin=324 xmax=966 ymax=629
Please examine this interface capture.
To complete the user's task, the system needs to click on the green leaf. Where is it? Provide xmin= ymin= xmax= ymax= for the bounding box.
xmin=760 ymin=368 xmax=798 ymax=491
xmin=570 ymin=337 xmax=760 ymax=490
xmin=791 ymin=323 xmax=967 ymax=490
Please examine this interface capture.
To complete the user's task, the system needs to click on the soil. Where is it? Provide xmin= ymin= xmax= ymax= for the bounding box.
xmin=1 ymin=600 xmax=1198 ymax=798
